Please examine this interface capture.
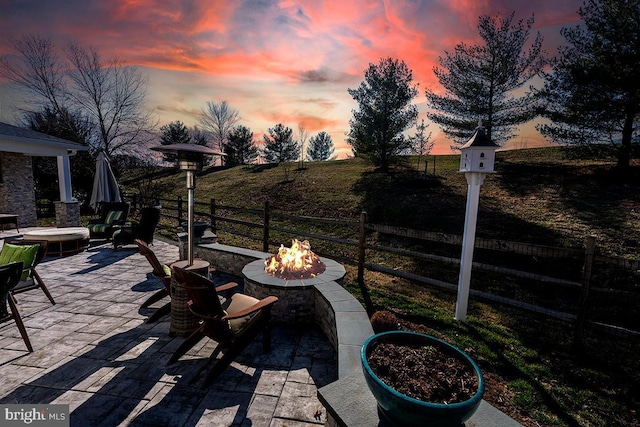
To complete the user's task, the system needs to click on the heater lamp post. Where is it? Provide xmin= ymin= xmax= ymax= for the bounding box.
xmin=151 ymin=144 xmax=222 ymax=266
xmin=455 ymin=123 xmax=499 ymax=322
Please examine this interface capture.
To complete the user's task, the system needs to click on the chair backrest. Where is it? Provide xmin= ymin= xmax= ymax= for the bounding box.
xmin=172 ymin=267 xmax=224 ymax=315
xmin=135 ymin=239 xmax=168 ymax=279
xmin=98 ymin=202 xmax=130 ymax=223
xmin=172 ymin=266 xmax=233 ymax=341
xmin=137 ymin=207 xmax=161 ymax=243
xmin=0 ymin=261 xmax=23 ymax=318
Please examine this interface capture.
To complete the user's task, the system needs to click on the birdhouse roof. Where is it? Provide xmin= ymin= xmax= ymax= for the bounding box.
xmin=460 ymin=126 xmax=499 ymax=149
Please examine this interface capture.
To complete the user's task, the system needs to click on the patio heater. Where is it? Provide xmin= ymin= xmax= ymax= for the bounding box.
xmin=151 ymin=144 xmax=221 ymax=266
xmin=455 ymin=122 xmax=499 ymax=322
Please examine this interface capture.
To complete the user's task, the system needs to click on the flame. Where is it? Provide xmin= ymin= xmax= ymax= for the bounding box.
xmin=264 ymin=239 xmax=326 ymax=280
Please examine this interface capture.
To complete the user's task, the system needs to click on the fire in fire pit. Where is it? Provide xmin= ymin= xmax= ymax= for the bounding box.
xmin=264 ymin=239 xmax=326 ymax=280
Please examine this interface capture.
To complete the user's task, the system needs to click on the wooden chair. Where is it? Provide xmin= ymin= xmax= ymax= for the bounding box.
xmin=0 ymin=261 xmax=33 ymax=352
xmin=1 ymin=238 xmax=54 ymax=305
xmin=168 ymin=266 xmax=278 ymax=388
xmin=135 ymin=239 xmax=175 ymax=323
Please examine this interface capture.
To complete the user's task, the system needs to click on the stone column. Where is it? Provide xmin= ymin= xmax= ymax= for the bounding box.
xmin=55 ymin=201 xmax=81 ymax=227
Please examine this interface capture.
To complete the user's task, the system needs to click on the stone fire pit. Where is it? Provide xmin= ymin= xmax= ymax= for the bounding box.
xmin=242 ymin=257 xmax=346 ymax=323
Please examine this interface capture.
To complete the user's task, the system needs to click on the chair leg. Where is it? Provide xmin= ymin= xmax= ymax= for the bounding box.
xmin=33 ymin=271 xmax=55 ymax=305
xmin=8 ymin=297 xmax=33 ymax=352
xmin=168 ymin=326 xmax=206 ymax=364
xmin=146 ymin=302 xmax=171 ymax=323
xmin=141 ymin=288 xmax=169 ymax=308
xmin=200 ymin=344 xmax=243 ymax=388
xmin=262 ymin=312 xmax=273 ymax=353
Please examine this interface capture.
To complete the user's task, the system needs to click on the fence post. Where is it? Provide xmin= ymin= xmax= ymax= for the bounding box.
xmin=210 ymin=198 xmax=216 ymax=233
xmin=177 ymin=195 xmax=183 ymax=226
xmin=574 ymin=235 xmax=596 ymax=349
xmin=263 ymin=200 xmax=270 ymax=253
xmin=358 ymin=211 xmax=374 ymax=316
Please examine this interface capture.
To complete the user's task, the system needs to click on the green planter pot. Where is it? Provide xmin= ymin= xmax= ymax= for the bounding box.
xmin=361 ymin=331 xmax=485 ymax=427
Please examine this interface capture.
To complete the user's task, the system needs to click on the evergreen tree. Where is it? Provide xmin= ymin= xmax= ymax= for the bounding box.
xmin=159 ymin=121 xmax=191 ymax=163
xmin=262 ymin=123 xmax=299 ymax=164
xmin=306 ymin=131 xmax=335 ymax=161
xmin=425 ymin=12 xmax=548 ymax=147
xmin=225 ymin=125 xmax=259 ymax=166
xmin=537 ymin=0 xmax=640 ymax=170
xmin=347 ymin=57 xmax=418 ymax=172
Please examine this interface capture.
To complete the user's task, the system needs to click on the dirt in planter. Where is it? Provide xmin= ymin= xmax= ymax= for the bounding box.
xmin=367 ymin=340 xmax=479 ymax=404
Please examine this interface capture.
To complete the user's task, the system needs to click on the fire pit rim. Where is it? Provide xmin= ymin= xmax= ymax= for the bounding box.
xmin=242 ymin=257 xmax=346 ymax=289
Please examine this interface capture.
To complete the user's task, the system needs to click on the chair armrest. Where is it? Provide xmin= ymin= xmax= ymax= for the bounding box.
xmin=222 ymin=296 xmax=278 ymax=320
xmin=215 ymin=282 xmax=238 ymax=297
xmin=88 ymin=218 xmax=103 ymax=225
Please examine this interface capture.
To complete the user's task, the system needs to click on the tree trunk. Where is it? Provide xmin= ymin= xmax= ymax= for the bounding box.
xmin=616 ymin=110 xmax=634 ymax=170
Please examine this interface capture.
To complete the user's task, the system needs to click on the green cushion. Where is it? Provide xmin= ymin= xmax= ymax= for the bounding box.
xmin=162 ymin=264 xmax=172 ymax=277
xmin=105 ymin=210 xmax=123 ymax=225
xmin=88 ymin=224 xmax=110 ymax=234
xmin=0 ymin=243 xmax=39 ymax=281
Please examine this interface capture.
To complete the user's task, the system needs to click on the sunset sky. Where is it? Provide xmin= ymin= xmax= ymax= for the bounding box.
xmin=0 ymin=0 xmax=584 ymax=158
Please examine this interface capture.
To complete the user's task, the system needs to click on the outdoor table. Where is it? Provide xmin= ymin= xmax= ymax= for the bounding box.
xmin=169 ymin=259 xmax=210 ymax=336
xmin=0 ymin=214 xmax=19 ymax=232
xmin=22 ymin=227 xmax=90 ymax=256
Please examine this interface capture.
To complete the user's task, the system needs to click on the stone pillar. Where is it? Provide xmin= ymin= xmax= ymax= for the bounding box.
xmin=0 ymin=152 xmax=37 ymax=228
xmin=55 ymin=201 xmax=81 ymax=227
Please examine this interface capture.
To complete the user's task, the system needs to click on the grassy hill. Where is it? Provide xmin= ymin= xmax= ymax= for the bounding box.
xmin=123 ymin=145 xmax=640 ymax=258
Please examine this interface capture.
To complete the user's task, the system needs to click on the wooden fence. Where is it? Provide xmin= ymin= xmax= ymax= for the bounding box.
xmin=128 ymin=194 xmax=640 ymax=344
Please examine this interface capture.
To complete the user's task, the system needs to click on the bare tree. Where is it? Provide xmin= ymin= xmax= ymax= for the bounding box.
xmin=0 ymin=35 xmax=73 ymax=135
xmin=199 ymin=100 xmax=240 ymax=159
xmin=0 ymin=35 xmax=155 ymax=157
xmin=297 ymin=123 xmax=309 ymax=169
xmin=66 ymin=43 xmax=154 ymax=157
xmin=411 ymin=119 xmax=434 ymax=173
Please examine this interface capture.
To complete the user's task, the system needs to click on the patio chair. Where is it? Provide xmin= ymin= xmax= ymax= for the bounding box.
xmin=0 ymin=238 xmax=54 ymax=305
xmin=113 ymin=207 xmax=161 ymax=250
xmin=0 ymin=261 xmax=33 ymax=352
xmin=168 ymin=266 xmax=278 ymax=388
xmin=135 ymin=239 xmax=176 ymax=323
xmin=87 ymin=201 xmax=130 ymax=240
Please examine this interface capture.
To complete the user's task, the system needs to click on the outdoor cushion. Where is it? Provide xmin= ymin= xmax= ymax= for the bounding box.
xmin=224 ymin=293 xmax=263 ymax=335
xmin=162 ymin=264 xmax=172 ymax=277
xmin=0 ymin=243 xmax=39 ymax=281
xmin=105 ymin=210 xmax=123 ymax=225
xmin=88 ymin=210 xmax=124 ymax=236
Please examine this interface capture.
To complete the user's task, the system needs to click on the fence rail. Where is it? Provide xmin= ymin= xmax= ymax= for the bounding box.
xmin=128 ymin=194 xmax=640 ymax=344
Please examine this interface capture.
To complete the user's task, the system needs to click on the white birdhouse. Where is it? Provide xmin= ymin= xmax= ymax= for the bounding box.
xmin=459 ymin=123 xmax=499 ymax=173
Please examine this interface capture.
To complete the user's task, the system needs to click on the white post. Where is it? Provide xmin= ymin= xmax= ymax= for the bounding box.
xmin=56 ymin=153 xmax=73 ymax=202
xmin=455 ymin=172 xmax=485 ymax=321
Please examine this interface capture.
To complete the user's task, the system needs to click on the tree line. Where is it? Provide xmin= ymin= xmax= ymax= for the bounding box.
xmin=159 ymin=108 xmax=336 ymax=167
xmin=347 ymin=0 xmax=639 ymax=172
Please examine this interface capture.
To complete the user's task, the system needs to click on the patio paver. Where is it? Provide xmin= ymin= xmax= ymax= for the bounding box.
xmin=0 ymin=236 xmax=336 ymax=426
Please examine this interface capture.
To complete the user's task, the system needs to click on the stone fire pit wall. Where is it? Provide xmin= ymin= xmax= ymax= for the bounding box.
xmin=242 ymin=257 xmax=346 ymax=323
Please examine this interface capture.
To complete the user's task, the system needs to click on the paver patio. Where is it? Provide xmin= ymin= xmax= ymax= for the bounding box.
xmin=0 ymin=236 xmax=336 ymax=426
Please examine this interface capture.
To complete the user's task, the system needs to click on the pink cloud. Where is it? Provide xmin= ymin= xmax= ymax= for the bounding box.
xmin=0 ymin=0 xmax=585 ymax=158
